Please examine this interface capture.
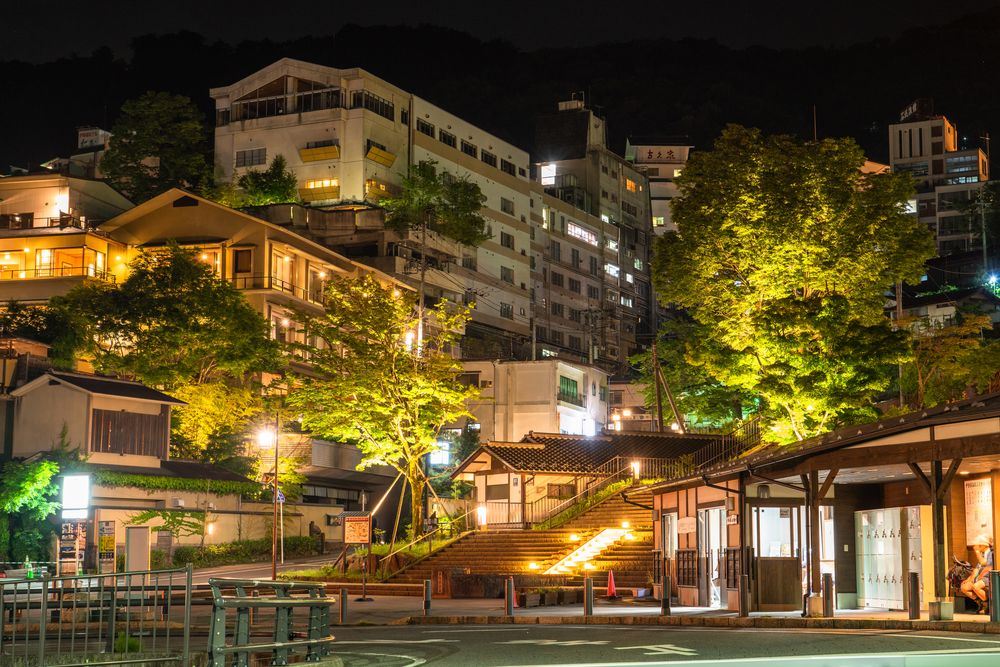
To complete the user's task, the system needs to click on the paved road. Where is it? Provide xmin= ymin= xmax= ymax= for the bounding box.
xmin=323 ymin=625 xmax=1000 ymax=666
xmin=191 ymin=554 xmax=338 ymax=584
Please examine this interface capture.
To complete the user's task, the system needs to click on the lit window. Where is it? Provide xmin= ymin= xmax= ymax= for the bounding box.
xmin=620 ymin=296 xmax=633 ymax=307
xmin=673 ymin=169 xmax=683 ymax=178
xmin=607 ymin=239 xmax=619 ymax=251
xmin=429 ymin=440 xmax=450 ymax=466
xmin=625 ymin=178 xmax=637 ymax=193
xmin=600 ymin=214 xmax=610 ymax=223
xmin=566 ymin=222 xmax=598 ymax=246
xmin=604 ymin=263 xmax=620 ymax=277
xmin=304 ymin=178 xmax=339 ymax=189
xmin=634 ymin=258 xmax=644 ymax=271
xmin=653 ymin=216 xmax=665 ymax=227
xmin=541 ymin=164 xmax=556 ymax=186
xmin=625 ymin=273 xmax=634 ymax=284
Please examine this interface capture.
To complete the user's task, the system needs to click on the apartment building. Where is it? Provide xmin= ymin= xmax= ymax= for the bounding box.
xmin=210 ymin=59 xmax=533 ymax=358
xmin=888 ymin=99 xmax=990 ymax=258
xmin=533 ymin=98 xmax=655 ymax=372
xmin=625 ymin=139 xmax=691 ymax=235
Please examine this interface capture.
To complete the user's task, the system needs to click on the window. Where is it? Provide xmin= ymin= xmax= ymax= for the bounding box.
xmin=625 ymin=178 xmax=637 ymax=193
xmin=625 ymin=273 xmax=634 ymax=284
xmin=91 ymin=408 xmax=168 ymax=458
xmin=601 ymin=189 xmax=609 ymax=199
xmin=559 ymin=375 xmax=578 ymax=399
xmin=605 ymin=263 xmax=620 ymax=277
xmin=551 ymin=302 xmax=564 ymax=317
xmin=653 ymin=216 xmax=665 ymax=227
xmin=401 ymin=109 xmax=409 ymax=125
xmin=568 ymin=278 xmax=581 ymax=293
xmin=501 ymin=266 xmax=514 ymax=284
xmin=303 ymin=178 xmax=339 ymax=190
xmin=567 ymin=222 xmax=598 ymax=246
xmin=500 ymin=159 xmax=516 ymax=176
xmin=620 ymin=295 xmax=633 ymax=307
xmin=233 ymin=249 xmax=252 ymax=275
xmin=500 ymin=197 xmax=515 ymax=216
xmin=305 ymin=139 xmax=336 ymax=149
xmin=485 ymin=483 xmax=509 ymax=501
xmin=589 ymin=256 xmax=600 ymax=276
xmin=607 ymin=238 xmax=619 ymax=251
xmin=587 ymin=285 xmax=600 ymax=299
xmin=462 ymin=255 xmax=477 ymax=270
xmin=550 ymin=241 xmax=561 ymax=261
xmin=351 ymin=90 xmax=395 ymax=120
xmin=569 ymin=335 xmax=582 ymax=350
xmin=569 ymin=308 xmax=582 ymax=322
xmin=500 ymin=302 xmax=513 ymax=319
xmin=500 ymin=231 xmax=515 ymax=249
xmin=610 ymin=390 xmax=623 ymax=405
xmin=571 ymin=248 xmax=581 ymax=266
xmin=481 ymin=150 xmax=497 ymax=167
xmin=439 ymin=130 xmax=457 ymax=148
xmin=634 ymin=258 xmax=644 ymax=271
xmin=461 ymin=140 xmax=478 ymax=157
xmin=622 ymin=201 xmax=637 ymax=216
xmin=547 ymin=483 xmax=575 ymax=499
xmin=551 ymin=272 xmax=564 ymax=287
xmin=599 ymin=386 xmax=608 ymax=402
xmin=235 ymin=148 xmax=266 ymax=168
xmin=416 ymin=118 xmax=435 ymax=137
xmin=551 ymin=330 xmax=564 ymax=345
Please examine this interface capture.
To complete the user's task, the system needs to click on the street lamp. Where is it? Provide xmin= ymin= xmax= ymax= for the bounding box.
xmin=257 ymin=418 xmax=280 ymax=580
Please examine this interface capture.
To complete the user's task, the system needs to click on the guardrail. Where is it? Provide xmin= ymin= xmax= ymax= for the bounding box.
xmin=207 ymin=578 xmax=334 ymax=667
xmin=0 ymin=564 xmax=192 ymax=667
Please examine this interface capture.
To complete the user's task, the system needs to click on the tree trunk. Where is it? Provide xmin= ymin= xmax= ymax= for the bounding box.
xmin=408 ymin=465 xmax=426 ymax=539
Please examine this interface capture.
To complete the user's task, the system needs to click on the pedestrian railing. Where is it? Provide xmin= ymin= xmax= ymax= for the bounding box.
xmin=0 ymin=564 xmax=192 ymax=667
xmin=207 ymin=578 xmax=334 ymax=667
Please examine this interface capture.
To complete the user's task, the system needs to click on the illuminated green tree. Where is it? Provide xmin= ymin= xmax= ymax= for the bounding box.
xmin=286 ymin=274 xmax=478 ymax=536
xmin=653 ymin=125 xmax=936 ymax=442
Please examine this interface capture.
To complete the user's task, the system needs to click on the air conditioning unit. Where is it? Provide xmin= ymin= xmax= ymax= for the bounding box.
xmin=207 ymin=502 xmax=216 ymax=511
xmin=726 ymin=496 xmax=737 ymax=512
xmin=172 ymin=498 xmax=185 ymax=508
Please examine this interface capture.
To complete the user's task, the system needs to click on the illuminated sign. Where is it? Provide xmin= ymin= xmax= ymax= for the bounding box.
xmin=61 ymin=474 xmax=91 ymax=520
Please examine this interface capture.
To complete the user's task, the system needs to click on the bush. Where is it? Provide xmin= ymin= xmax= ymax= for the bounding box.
xmin=172 ymin=536 xmax=320 ymax=569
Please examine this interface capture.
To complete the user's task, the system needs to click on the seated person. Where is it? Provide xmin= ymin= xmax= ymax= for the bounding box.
xmin=960 ymin=534 xmax=994 ymax=614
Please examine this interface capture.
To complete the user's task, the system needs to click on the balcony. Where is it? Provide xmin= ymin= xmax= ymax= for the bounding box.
xmin=298 ymin=144 xmax=340 ymax=163
xmin=0 ymin=266 xmax=113 ymax=281
xmin=0 ymin=214 xmax=88 ymax=234
xmin=557 ymin=391 xmax=586 ymax=408
xmin=232 ymin=274 xmax=324 ymax=305
xmin=365 ymin=145 xmax=397 ymax=168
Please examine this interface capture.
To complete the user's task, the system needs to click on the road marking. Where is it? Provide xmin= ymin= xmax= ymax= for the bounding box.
xmin=500 ymin=639 xmax=611 ymax=646
xmin=333 ymin=639 xmax=458 ymax=645
xmin=424 ymin=628 xmax=530 ymax=633
xmin=889 ymin=633 xmax=1000 ymax=644
xmin=615 ymin=644 xmax=698 ymax=656
xmin=331 ymin=651 xmax=425 ymax=666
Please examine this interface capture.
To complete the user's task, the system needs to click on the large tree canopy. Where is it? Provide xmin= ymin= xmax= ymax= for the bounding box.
xmin=654 ymin=125 xmax=936 ymax=442
xmin=100 ymin=91 xmax=212 ymax=202
xmin=286 ymin=274 xmax=478 ymax=536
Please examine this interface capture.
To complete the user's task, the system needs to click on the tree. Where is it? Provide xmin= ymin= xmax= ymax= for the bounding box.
xmin=901 ymin=311 xmax=995 ymax=408
xmin=128 ymin=509 xmax=207 ymax=544
xmin=236 ymin=155 xmax=299 ymax=206
xmin=49 ymin=244 xmax=281 ymax=460
xmin=654 ymin=125 xmax=936 ymax=442
xmin=286 ymin=274 xmax=478 ymax=537
xmin=100 ymin=92 xmax=212 ymax=202
xmin=380 ymin=160 xmax=489 ymax=349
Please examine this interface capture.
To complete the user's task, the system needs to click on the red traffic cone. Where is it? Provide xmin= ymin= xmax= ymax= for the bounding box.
xmin=606 ymin=569 xmax=620 ymax=600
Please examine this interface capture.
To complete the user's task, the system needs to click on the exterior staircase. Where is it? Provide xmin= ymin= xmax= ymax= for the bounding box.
xmin=388 ymin=484 xmax=656 ymax=591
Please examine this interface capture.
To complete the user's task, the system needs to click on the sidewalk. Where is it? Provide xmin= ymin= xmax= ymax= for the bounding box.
xmin=331 ymin=594 xmax=1000 ymax=633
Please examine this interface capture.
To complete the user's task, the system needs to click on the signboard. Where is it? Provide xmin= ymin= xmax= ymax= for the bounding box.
xmin=342 ymin=512 xmax=372 ymax=545
xmin=632 ymin=145 xmax=690 ymax=164
xmin=98 ymin=520 xmax=116 ymax=572
xmin=61 ymin=474 xmax=91 ymax=520
xmin=964 ymin=478 xmax=993 ymax=543
xmin=78 ymin=127 xmax=111 ymax=150
xmin=276 ymin=489 xmax=285 ymax=504
xmin=726 ymin=513 xmax=739 ymax=525
xmin=59 ymin=521 xmax=87 ymax=575
xmin=677 ymin=517 xmax=696 ymax=534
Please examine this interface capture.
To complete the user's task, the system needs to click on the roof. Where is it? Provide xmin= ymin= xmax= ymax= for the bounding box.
xmin=86 ymin=459 xmax=253 ymax=483
xmin=897 ymin=287 xmax=1000 ymax=310
xmin=458 ymin=430 xmax=717 ymax=475
xmin=647 ymin=391 xmax=1000 ymax=492
xmin=12 ymin=371 xmax=185 ymax=405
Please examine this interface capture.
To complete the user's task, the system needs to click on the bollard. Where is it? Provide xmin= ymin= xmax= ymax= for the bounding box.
xmin=660 ymin=575 xmax=671 ymax=616
xmin=339 ymin=588 xmax=348 ymax=625
xmin=423 ymin=579 xmax=432 ymax=616
xmin=739 ymin=574 xmax=750 ymax=618
xmin=908 ymin=573 xmax=920 ymax=621
xmin=584 ymin=576 xmax=594 ymax=616
xmin=822 ymin=573 xmax=834 ymax=618
xmin=504 ymin=576 xmax=514 ymax=616
xmin=991 ymin=571 xmax=1000 ymax=623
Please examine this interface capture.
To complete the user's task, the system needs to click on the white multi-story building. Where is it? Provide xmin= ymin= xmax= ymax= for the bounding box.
xmin=888 ymin=100 xmax=990 ymax=258
xmin=625 ymin=140 xmax=691 ymax=235
xmin=459 ymin=359 xmax=610 ymax=444
xmin=210 ymin=59 xmax=533 ymax=356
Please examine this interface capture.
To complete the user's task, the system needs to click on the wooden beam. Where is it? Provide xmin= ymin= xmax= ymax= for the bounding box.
xmin=907 ymin=463 xmax=931 ymax=493
xmin=817 ymin=469 xmax=838 ymax=500
xmin=938 ymin=458 xmax=963 ymax=502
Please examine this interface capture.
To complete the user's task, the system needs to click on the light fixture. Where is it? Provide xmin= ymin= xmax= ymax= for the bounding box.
xmin=200 ymin=253 xmax=209 ymax=260
xmin=621 ymin=520 xmax=630 ymax=529
xmin=281 ymin=318 xmax=291 ymax=328
xmin=256 ymin=427 xmax=277 ymax=450
xmin=318 ymin=271 xmax=327 ymax=279
xmin=569 ymin=533 xmax=580 ymax=542
xmin=622 ymin=409 xmax=632 ymax=417
xmin=630 ymin=461 xmax=641 ymax=478
xmin=476 ymin=504 xmax=487 ymax=527
xmin=528 ymin=562 xmax=539 ymax=570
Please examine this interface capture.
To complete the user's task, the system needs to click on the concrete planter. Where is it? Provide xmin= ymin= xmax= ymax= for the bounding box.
xmin=542 ymin=592 xmax=559 ymax=606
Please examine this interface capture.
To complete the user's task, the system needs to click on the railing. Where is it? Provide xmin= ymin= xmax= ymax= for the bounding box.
xmin=230 ymin=274 xmax=324 ymax=304
xmin=0 ymin=215 xmax=89 ymax=231
xmin=377 ymin=508 xmax=476 ymax=579
xmin=676 ymin=549 xmax=698 ymax=587
xmin=0 ymin=564 xmax=192 ymax=667
xmin=556 ymin=391 xmax=586 ymax=408
xmin=0 ymin=266 xmax=114 ymax=281
xmin=690 ymin=416 xmax=762 ymax=470
xmin=207 ymin=578 xmax=334 ymax=667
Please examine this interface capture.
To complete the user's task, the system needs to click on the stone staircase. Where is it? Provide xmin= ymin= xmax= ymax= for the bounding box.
xmin=389 ymin=484 xmax=656 ymax=591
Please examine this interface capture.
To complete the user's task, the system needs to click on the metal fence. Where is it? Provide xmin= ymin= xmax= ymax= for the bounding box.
xmin=0 ymin=565 xmax=192 ymax=667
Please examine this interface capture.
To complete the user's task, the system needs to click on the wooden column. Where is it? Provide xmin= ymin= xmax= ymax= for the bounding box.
xmin=930 ymin=460 xmax=946 ymax=600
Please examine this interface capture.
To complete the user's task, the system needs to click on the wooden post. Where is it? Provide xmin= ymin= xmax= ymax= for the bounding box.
xmin=930 ymin=460 xmax=946 ymax=600
xmin=808 ymin=471 xmax=821 ymax=597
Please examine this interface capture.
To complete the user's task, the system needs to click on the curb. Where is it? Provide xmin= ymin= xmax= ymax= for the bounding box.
xmin=403 ymin=614 xmax=1000 ymax=634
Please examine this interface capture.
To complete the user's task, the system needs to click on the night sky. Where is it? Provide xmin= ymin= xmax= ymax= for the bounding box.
xmin=5 ymin=0 xmax=1000 ymax=61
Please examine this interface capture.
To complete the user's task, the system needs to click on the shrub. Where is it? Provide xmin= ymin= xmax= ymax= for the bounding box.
xmin=171 ymin=536 xmax=319 ymax=569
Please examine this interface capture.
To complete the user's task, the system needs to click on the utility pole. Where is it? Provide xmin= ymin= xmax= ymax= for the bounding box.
xmin=651 ymin=339 xmax=664 ymax=432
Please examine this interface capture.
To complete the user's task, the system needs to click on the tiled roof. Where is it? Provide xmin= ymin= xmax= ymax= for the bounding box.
xmin=479 ymin=431 xmax=717 ymax=474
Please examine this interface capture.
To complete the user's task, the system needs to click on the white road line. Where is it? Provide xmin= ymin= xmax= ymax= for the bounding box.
xmin=333 ymin=639 xmax=458 ymax=644
xmin=331 ymin=651 xmax=425 ymax=666
xmin=886 ymin=632 xmax=1000 ymax=644
xmin=423 ymin=628 xmax=533 ymax=633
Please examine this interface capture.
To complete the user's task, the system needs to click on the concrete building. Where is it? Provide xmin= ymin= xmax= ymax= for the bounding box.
xmin=459 ymin=359 xmax=610 ymax=444
xmin=533 ymin=98 xmax=656 ymax=371
xmin=210 ymin=59 xmax=533 ymax=358
xmin=625 ymin=140 xmax=691 ymax=235
xmin=888 ymin=100 xmax=990 ymax=258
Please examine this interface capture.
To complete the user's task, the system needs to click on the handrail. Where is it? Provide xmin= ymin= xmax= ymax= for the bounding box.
xmin=377 ymin=507 xmax=477 ymax=569
xmin=534 ymin=465 xmax=633 ymax=523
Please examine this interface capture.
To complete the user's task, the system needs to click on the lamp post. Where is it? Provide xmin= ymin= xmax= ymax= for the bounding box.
xmin=257 ymin=416 xmax=280 ymax=580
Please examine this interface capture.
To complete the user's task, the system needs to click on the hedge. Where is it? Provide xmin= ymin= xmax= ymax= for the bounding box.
xmin=172 ymin=536 xmax=320 ymax=569
xmin=92 ymin=470 xmax=264 ymax=499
